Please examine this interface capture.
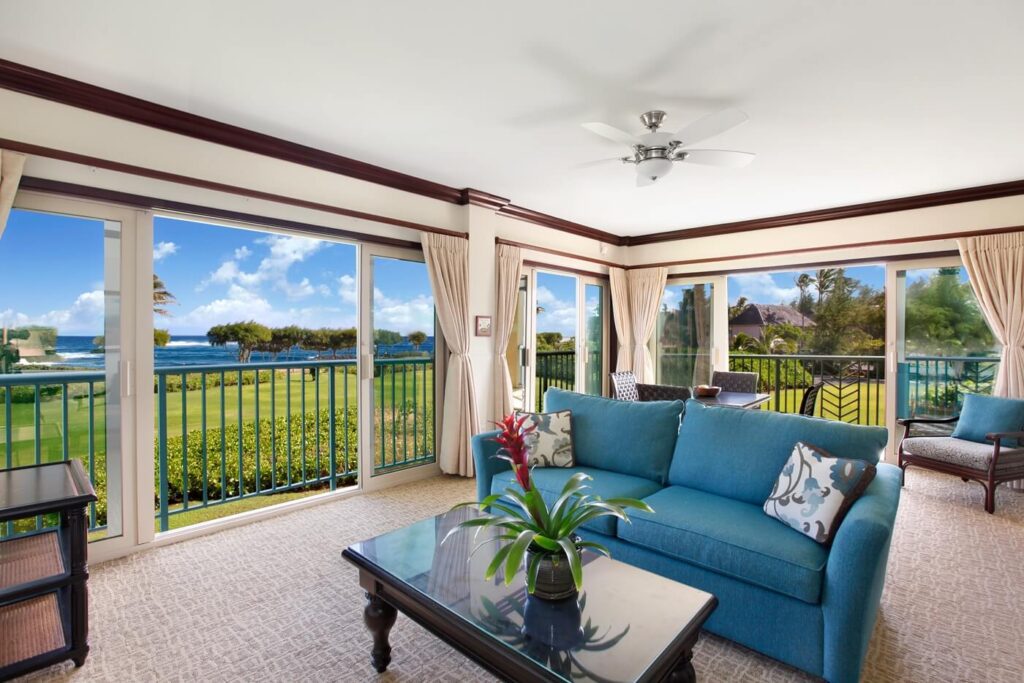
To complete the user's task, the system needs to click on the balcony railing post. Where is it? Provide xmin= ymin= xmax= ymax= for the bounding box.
xmin=328 ymin=365 xmax=337 ymax=490
xmin=157 ymin=373 xmax=169 ymax=533
xmin=773 ymin=358 xmax=781 ymax=412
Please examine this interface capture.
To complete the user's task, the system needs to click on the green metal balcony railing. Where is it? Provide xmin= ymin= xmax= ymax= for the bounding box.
xmin=0 ymin=357 xmax=435 ymax=536
xmin=898 ymin=355 xmax=999 ymax=418
xmin=535 ymin=350 xmax=576 ymax=411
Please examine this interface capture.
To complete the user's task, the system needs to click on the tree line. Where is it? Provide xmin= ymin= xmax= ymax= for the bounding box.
xmin=207 ymin=322 xmax=429 ymax=362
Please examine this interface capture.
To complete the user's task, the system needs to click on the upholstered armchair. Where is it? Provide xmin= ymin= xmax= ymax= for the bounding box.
xmin=898 ymin=404 xmax=1024 ymax=514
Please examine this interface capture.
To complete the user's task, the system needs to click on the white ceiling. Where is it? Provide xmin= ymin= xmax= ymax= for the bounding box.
xmin=3 ymin=1 xmax=1024 ymax=237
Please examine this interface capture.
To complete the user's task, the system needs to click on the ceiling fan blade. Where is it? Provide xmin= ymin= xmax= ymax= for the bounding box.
xmin=572 ymin=157 xmax=624 ymax=169
xmin=636 ymin=173 xmax=656 ymax=187
xmin=679 ymin=149 xmax=756 ymax=168
xmin=582 ymin=122 xmax=641 ymax=146
xmin=674 ymin=109 xmax=749 ymax=146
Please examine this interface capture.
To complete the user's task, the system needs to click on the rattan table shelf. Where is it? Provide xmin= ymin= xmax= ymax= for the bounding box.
xmin=0 ymin=461 xmax=96 ymax=681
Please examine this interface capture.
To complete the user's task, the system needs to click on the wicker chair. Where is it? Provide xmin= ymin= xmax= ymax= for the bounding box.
xmin=898 ymin=415 xmax=1024 ymax=514
xmin=610 ymin=371 xmax=691 ymax=402
xmin=711 ymin=370 xmax=759 ymax=394
xmin=799 ymin=383 xmax=823 ymax=417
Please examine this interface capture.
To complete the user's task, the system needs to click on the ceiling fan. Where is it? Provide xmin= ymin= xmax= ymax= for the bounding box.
xmin=581 ymin=109 xmax=755 ymax=186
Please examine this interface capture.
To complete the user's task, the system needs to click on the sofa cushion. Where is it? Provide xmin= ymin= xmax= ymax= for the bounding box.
xmin=951 ymin=393 xmax=1024 ymax=446
xmin=669 ymin=399 xmax=888 ymax=506
xmin=491 ymin=466 xmax=663 ymax=535
xmin=763 ymin=442 xmax=876 ymax=544
xmin=514 ymin=409 xmax=574 ymax=467
xmin=902 ymin=436 xmax=1024 ymax=471
xmin=619 ymin=485 xmax=829 ymax=603
xmin=543 ymin=388 xmax=684 ymax=484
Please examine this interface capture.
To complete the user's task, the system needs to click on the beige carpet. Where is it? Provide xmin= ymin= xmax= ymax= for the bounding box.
xmin=19 ymin=469 xmax=1024 ymax=683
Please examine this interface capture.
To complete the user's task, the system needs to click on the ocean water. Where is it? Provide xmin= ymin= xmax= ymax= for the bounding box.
xmin=17 ymin=335 xmax=434 ymax=369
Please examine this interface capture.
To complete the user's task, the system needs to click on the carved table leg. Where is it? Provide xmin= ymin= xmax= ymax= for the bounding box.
xmin=363 ymin=592 xmax=398 ymax=673
xmin=664 ymin=647 xmax=696 ymax=683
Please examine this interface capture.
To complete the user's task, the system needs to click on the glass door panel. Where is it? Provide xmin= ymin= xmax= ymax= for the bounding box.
xmin=0 ymin=208 xmax=123 ymax=540
xmin=369 ymin=254 xmax=436 ymax=474
xmin=508 ymin=274 xmax=529 ymax=412
xmin=894 ymin=265 xmax=998 ymax=420
xmin=655 ymin=282 xmax=714 ymax=386
xmin=534 ymin=271 xmax=577 ymax=411
xmin=583 ymin=283 xmax=606 ymax=396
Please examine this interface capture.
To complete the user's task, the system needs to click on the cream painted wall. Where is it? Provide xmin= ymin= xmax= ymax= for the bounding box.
xmin=626 ymin=194 xmax=1024 ymax=275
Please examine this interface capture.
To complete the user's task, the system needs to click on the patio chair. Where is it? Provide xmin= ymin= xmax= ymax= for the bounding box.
xmin=711 ymin=370 xmax=759 ymax=394
xmin=609 ymin=371 xmax=692 ymax=402
xmin=799 ymin=383 xmax=823 ymax=417
xmin=898 ymin=407 xmax=1024 ymax=514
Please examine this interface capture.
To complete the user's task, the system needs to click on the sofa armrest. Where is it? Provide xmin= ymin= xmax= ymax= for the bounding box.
xmin=821 ymin=463 xmax=902 ymax=683
xmin=472 ymin=429 xmax=509 ymax=502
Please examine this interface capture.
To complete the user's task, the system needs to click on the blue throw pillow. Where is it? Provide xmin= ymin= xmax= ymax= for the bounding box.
xmin=951 ymin=394 xmax=1024 ymax=445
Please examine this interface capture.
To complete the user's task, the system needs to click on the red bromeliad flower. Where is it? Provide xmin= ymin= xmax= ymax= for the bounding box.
xmin=492 ymin=413 xmax=536 ymax=491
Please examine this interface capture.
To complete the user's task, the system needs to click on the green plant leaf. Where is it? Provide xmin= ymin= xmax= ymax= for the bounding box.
xmin=557 ymin=536 xmax=583 ymax=590
xmin=503 ymin=529 xmax=537 ymax=586
xmin=524 ymin=488 xmax=551 ymax=530
xmin=576 ymin=540 xmax=611 ymax=558
xmin=525 ymin=550 xmax=543 ymax=595
xmin=530 ymin=534 xmax=560 ymax=552
xmin=604 ymin=497 xmax=655 ymax=514
xmin=484 ymin=544 xmax=514 ymax=581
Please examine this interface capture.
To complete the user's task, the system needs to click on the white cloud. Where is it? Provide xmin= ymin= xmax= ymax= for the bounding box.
xmin=337 ymin=274 xmax=357 ymax=304
xmin=661 ymin=287 xmax=681 ymax=309
xmin=536 ymin=287 xmax=577 ymax=338
xmin=153 ymin=241 xmax=178 ymax=261
xmin=197 ymin=234 xmax=329 ymax=296
xmin=176 ymin=283 xmax=356 ymax=334
xmin=730 ymin=273 xmax=801 ymax=305
xmin=317 ymin=284 xmax=331 ymax=297
xmin=1 ymin=290 xmax=106 ymax=335
xmin=373 ymin=287 xmax=434 ymax=334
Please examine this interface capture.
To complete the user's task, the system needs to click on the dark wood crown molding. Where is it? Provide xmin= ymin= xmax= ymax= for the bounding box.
xmin=496 ymin=204 xmax=623 ymax=244
xmin=0 ymin=57 xmax=465 ymax=203
xmin=0 ymin=58 xmax=625 ymax=244
xmin=5 ymin=58 xmax=1024 ymax=250
xmin=624 ymin=179 xmax=1024 ymax=245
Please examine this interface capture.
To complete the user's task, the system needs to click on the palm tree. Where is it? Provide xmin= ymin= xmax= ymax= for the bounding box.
xmin=814 ymin=268 xmax=838 ymax=303
xmin=153 ymin=274 xmax=177 ymax=317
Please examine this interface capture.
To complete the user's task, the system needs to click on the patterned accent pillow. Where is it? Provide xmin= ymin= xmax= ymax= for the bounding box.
xmin=514 ymin=410 xmax=574 ymax=468
xmin=763 ymin=441 xmax=876 ymax=544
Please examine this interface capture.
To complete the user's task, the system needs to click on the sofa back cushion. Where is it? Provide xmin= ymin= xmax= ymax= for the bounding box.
xmin=543 ymin=388 xmax=684 ymax=484
xmin=668 ymin=400 xmax=888 ymax=506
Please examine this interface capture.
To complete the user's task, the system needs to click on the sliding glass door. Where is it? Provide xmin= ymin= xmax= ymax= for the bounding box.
xmin=653 ymin=281 xmax=715 ymax=387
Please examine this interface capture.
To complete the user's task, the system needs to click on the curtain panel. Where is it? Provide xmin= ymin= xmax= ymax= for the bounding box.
xmin=958 ymin=231 xmax=1024 ymax=490
xmin=609 ymin=268 xmax=633 ymax=373
xmin=421 ymin=233 xmax=479 ymax=477
xmin=493 ymin=244 xmax=523 ymax=423
xmin=0 ymin=150 xmax=27 ymax=238
xmin=627 ymin=267 xmax=668 ymax=383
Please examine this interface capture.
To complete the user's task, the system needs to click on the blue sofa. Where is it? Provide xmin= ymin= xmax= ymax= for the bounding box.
xmin=472 ymin=388 xmax=901 ymax=683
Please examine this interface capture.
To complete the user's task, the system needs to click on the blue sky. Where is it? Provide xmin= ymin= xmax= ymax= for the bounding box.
xmin=727 ymin=265 xmax=886 ymax=306
xmin=0 ymin=210 xmax=434 ymax=336
xmin=536 ymin=271 xmax=577 ymax=337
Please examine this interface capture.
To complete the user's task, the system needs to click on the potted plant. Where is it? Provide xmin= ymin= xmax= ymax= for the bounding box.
xmin=446 ymin=414 xmax=653 ymax=600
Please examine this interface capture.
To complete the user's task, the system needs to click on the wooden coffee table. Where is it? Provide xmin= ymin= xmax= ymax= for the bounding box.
xmin=342 ymin=509 xmax=717 ymax=682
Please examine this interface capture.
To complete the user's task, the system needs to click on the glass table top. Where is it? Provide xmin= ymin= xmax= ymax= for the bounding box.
xmin=346 ymin=508 xmax=716 ymax=683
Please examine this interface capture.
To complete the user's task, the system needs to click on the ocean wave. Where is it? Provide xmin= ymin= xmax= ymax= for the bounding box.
xmin=164 ymin=341 xmax=210 ymax=348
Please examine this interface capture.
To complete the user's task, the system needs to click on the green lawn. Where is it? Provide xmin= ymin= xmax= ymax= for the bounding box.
xmin=2 ymin=364 xmax=435 ymax=532
xmin=756 ymin=383 xmax=886 ymax=426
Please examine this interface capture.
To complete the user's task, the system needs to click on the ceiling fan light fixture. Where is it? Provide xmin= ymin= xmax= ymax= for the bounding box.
xmin=637 ymin=156 xmax=673 ymax=183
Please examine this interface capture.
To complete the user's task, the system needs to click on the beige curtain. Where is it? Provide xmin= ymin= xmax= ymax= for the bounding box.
xmin=421 ymin=233 xmax=479 ymax=477
xmin=958 ymin=232 xmax=1024 ymax=490
xmin=609 ymin=268 xmax=633 ymax=372
xmin=0 ymin=151 xmax=27 ymax=238
xmin=628 ymin=267 xmax=668 ymax=383
xmin=493 ymin=244 xmax=522 ymax=422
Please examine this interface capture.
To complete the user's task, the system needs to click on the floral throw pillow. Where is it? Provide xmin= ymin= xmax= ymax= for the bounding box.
xmin=763 ymin=441 xmax=876 ymax=544
xmin=513 ymin=410 xmax=574 ymax=468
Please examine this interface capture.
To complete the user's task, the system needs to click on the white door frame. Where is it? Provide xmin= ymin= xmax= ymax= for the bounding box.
xmin=883 ymin=254 xmax=964 ymax=462
xmin=10 ymin=192 xmax=148 ymax=563
xmin=359 ymin=244 xmax=442 ymax=492
xmin=578 ymin=276 xmax=611 ymax=396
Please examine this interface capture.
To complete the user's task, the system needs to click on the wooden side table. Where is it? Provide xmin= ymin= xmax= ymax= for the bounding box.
xmin=0 ymin=460 xmax=97 ymax=681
